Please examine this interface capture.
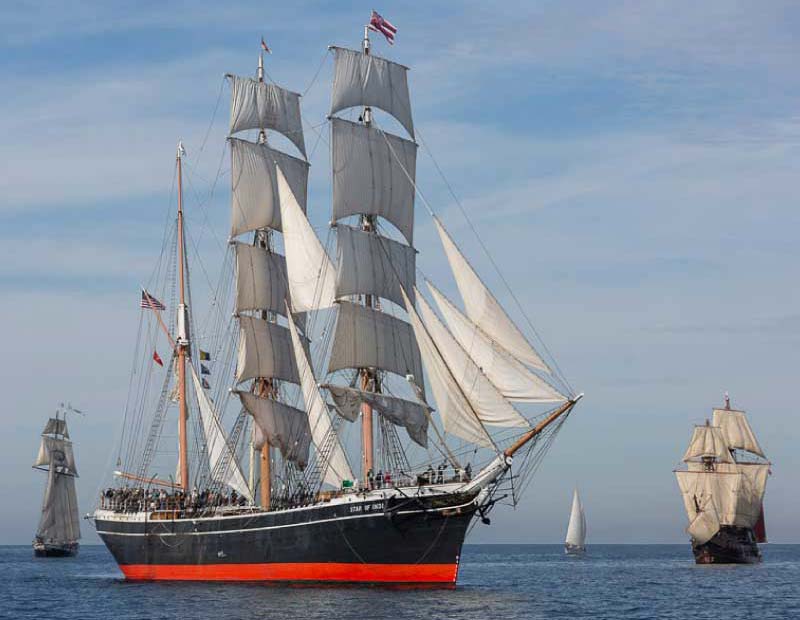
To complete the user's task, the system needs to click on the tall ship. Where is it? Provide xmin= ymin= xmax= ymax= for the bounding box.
xmin=33 ymin=406 xmax=81 ymax=557
xmin=92 ymin=18 xmax=582 ymax=586
xmin=564 ymin=488 xmax=586 ymax=556
xmin=675 ymin=394 xmax=770 ymax=564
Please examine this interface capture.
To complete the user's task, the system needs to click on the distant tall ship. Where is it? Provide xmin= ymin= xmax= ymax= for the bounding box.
xmin=564 ymin=488 xmax=586 ymax=555
xmin=33 ymin=406 xmax=81 ymax=557
xmin=675 ymin=394 xmax=770 ymax=564
xmin=92 ymin=16 xmax=582 ymax=586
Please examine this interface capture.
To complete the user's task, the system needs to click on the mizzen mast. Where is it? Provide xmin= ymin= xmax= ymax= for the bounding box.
xmin=175 ymin=141 xmax=190 ymax=493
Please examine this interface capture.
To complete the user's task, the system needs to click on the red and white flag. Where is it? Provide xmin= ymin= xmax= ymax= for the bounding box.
xmin=368 ymin=10 xmax=397 ymax=45
xmin=152 ymin=351 xmax=164 ymax=367
xmin=261 ymin=37 xmax=272 ymax=54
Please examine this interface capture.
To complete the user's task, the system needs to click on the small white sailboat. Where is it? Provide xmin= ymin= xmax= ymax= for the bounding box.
xmin=564 ymin=488 xmax=586 ymax=555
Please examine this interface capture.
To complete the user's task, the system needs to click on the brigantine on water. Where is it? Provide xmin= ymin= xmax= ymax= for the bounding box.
xmin=675 ymin=394 xmax=770 ymax=564
xmin=33 ymin=405 xmax=81 ymax=557
xmin=92 ymin=23 xmax=582 ymax=585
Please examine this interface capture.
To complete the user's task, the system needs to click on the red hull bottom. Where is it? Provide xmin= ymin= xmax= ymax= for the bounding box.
xmin=119 ymin=562 xmax=459 ymax=586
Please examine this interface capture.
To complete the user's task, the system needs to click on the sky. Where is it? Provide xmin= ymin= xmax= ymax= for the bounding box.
xmin=1 ymin=1 xmax=798 ymax=545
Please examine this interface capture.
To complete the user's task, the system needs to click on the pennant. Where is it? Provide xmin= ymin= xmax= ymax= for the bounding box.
xmin=261 ymin=37 xmax=272 ymax=54
xmin=201 ymin=377 xmax=211 ymax=389
xmin=199 ymin=350 xmax=211 ymax=361
xmin=152 ymin=351 xmax=164 ymax=367
xmin=200 ymin=364 xmax=211 ymax=375
xmin=141 ymin=289 xmax=166 ymax=311
xmin=368 ymin=10 xmax=397 ymax=45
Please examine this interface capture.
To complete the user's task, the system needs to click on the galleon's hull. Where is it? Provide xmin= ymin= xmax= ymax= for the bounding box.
xmin=692 ymin=526 xmax=761 ymax=565
xmin=33 ymin=541 xmax=79 ymax=558
xmin=94 ymin=488 xmax=479 ymax=586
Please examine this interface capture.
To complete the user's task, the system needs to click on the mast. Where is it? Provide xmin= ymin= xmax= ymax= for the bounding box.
xmin=359 ymin=26 xmax=375 ymax=484
xmin=176 ymin=142 xmax=190 ymax=493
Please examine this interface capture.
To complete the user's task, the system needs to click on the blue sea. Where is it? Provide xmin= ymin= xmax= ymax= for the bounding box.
xmin=1 ymin=544 xmax=798 ymax=619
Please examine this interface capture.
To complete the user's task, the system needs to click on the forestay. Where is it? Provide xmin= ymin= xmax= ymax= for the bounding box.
xmin=416 ymin=290 xmax=529 ymax=429
xmin=335 ymin=225 xmax=416 ymax=307
xmin=286 ymin=307 xmax=354 ymax=487
xmin=238 ymin=391 xmax=311 ymax=469
xmin=681 ymin=425 xmax=734 ymax=464
xmin=328 ymin=301 xmax=424 ymax=388
xmin=190 ymin=366 xmax=252 ymax=502
xmin=230 ymin=138 xmax=309 ymax=237
xmin=330 ymin=118 xmax=417 ymax=244
xmin=401 ymin=287 xmax=494 ymax=449
xmin=236 ymin=316 xmax=300 ymax=384
xmin=324 ymin=384 xmax=429 ymax=448
xmin=330 ymin=47 xmax=414 ymax=138
xmin=234 ymin=242 xmax=289 ymax=316
xmin=427 ymin=282 xmax=565 ymax=403
xmin=712 ymin=409 xmax=765 ymax=458
xmin=229 ymin=76 xmax=306 ymax=157
xmin=434 ymin=218 xmax=550 ymax=372
xmin=277 ymin=165 xmax=337 ymax=312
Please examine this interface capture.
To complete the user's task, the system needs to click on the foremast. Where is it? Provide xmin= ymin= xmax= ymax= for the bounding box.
xmin=175 ymin=143 xmax=190 ymax=492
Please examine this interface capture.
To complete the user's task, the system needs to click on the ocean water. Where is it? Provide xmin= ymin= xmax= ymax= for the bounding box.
xmin=1 ymin=544 xmax=798 ymax=619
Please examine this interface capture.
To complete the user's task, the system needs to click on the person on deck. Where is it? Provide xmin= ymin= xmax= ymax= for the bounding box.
xmin=376 ymin=471 xmax=384 ymax=489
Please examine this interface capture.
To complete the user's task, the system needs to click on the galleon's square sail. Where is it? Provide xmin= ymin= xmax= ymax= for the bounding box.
xmin=92 ymin=20 xmax=582 ymax=586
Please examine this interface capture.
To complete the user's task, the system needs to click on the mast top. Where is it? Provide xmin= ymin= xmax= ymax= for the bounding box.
xmin=176 ymin=140 xmax=186 ymax=161
xmin=724 ymin=391 xmax=731 ymax=410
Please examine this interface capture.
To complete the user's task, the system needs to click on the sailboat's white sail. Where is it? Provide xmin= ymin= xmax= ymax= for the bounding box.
xmin=712 ymin=408 xmax=765 ymax=457
xmin=434 ymin=218 xmax=549 ymax=372
xmin=286 ymin=306 xmax=354 ymax=487
xmin=565 ymin=489 xmax=586 ymax=550
xmin=190 ymin=365 xmax=252 ymax=502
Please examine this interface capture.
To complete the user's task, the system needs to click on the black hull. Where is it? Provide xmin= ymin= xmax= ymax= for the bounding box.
xmin=33 ymin=542 xmax=79 ymax=558
xmin=95 ymin=491 xmax=478 ymax=585
xmin=692 ymin=526 xmax=761 ymax=564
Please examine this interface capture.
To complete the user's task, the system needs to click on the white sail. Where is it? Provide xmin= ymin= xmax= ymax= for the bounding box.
xmin=324 ymin=384 xmax=429 ymax=448
xmin=712 ymin=408 xmax=765 ymax=458
xmin=416 ymin=290 xmax=529 ymax=429
xmin=277 ymin=164 xmax=337 ymax=312
xmin=330 ymin=47 xmax=414 ymax=138
xmin=565 ymin=489 xmax=586 ymax=548
xmin=327 ymin=301 xmax=424 ymax=386
xmin=335 ymin=224 xmax=416 ymax=307
xmin=427 ymin=281 xmax=565 ymax=403
xmin=230 ymin=138 xmax=309 ymax=237
xmin=401 ymin=286 xmax=494 ymax=448
xmin=235 ymin=316 xmax=300 ymax=384
xmin=675 ymin=469 xmax=741 ymax=527
xmin=434 ymin=218 xmax=549 ymax=372
xmin=681 ymin=425 xmax=734 ymax=464
xmin=234 ymin=242 xmax=290 ymax=316
xmin=330 ymin=118 xmax=417 ymax=244
xmin=190 ymin=366 xmax=252 ymax=502
xmin=286 ymin=306 xmax=354 ymax=487
xmin=238 ymin=391 xmax=311 ymax=469
xmin=34 ymin=436 xmax=78 ymax=477
xmin=229 ymin=76 xmax=306 ymax=157
xmin=686 ymin=496 xmax=720 ymax=545
xmin=715 ymin=462 xmax=770 ymax=528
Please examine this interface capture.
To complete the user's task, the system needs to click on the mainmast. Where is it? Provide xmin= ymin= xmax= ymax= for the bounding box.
xmin=176 ymin=142 xmax=190 ymax=493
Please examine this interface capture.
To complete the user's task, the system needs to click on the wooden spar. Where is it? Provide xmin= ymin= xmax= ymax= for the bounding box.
xmin=504 ymin=394 xmax=583 ymax=458
xmin=176 ymin=145 xmax=189 ymax=493
xmin=260 ymin=441 xmax=270 ymax=509
xmin=114 ymin=470 xmax=182 ymax=489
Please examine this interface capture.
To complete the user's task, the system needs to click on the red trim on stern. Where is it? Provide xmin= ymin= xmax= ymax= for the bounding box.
xmin=119 ymin=562 xmax=458 ymax=585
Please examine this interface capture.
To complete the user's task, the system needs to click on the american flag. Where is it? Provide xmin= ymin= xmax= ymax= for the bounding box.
xmin=261 ymin=37 xmax=272 ymax=54
xmin=368 ymin=10 xmax=397 ymax=45
xmin=141 ymin=289 xmax=166 ymax=311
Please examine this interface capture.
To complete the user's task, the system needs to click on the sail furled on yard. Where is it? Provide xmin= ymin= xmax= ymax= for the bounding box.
xmin=427 ymin=281 xmax=565 ymax=403
xmin=401 ymin=287 xmax=494 ymax=448
xmin=712 ymin=408 xmax=765 ymax=458
xmin=230 ymin=138 xmax=309 ymax=237
xmin=229 ymin=75 xmax=306 ymax=157
xmin=335 ymin=225 xmax=416 ymax=307
xmin=330 ymin=47 xmax=414 ymax=138
xmin=330 ymin=118 xmax=417 ymax=244
xmin=328 ymin=301 xmax=424 ymax=386
xmin=234 ymin=242 xmax=290 ymax=316
xmin=434 ymin=218 xmax=550 ymax=372
xmin=286 ymin=307 xmax=354 ymax=487
xmin=324 ymin=384 xmax=429 ymax=448
xmin=190 ymin=366 xmax=252 ymax=502
xmin=236 ymin=316 xmax=300 ymax=384
xmin=681 ymin=425 xmax=734 ymax=464
xmin=238 ymin=391 xmax=311 ymax=469
xmin=416 ymin=290 xmax=529 ymax=430
xmin=277 ymin=165 xmax=337 ymax=312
